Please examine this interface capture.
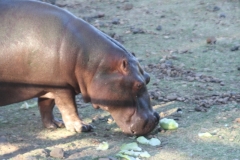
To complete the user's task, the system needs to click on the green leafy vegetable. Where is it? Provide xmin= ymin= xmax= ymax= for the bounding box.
xmin=136 ymin=136 xmax=149 ymax=145
xmin=116 ymin=153 xmax=137 ymax=160
xmin=139 ymin=151 xmax=151 ymax=158
xmin=198 ymin=132 xmax=212 ymax=138
xmin=121 ymin=142 xmax=142 ymax=151
xmin=148 ymin=138 xmax=161 ymax=146
xmin=96 ymin=142 xmax=109 ymax=150
xmin=119 ymin=150 xmax=141 ymax=157
xmin=136 ymin=136 xmax=161 ymax=146
xmin=159 ymin=118 xmax=179 ymax=130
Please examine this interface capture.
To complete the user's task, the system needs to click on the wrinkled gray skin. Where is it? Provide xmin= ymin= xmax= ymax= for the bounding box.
xmin=0 ymin=0 xmax=159 ymax=135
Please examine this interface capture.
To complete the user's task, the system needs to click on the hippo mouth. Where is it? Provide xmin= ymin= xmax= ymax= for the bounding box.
xmin=92 ymin=102 xmax=159 ymax=135
xmin=128 ymin=111 xmax=160 ymax=135
xmin=127 ymin=95 xmax=160 ymax=135
xmin=91 ymin=95 xmax=160 ymax=135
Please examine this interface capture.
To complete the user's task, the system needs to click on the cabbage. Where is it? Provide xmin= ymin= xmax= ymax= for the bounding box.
xmin=159 ymin=118 xmax=178 ymax=130
xmin=96 ymin=142 xmax=109 ymax=150
xmin=148 ymin=138 xmax=161 ymax=146
xmin=136 ymin=136 xmax=149 ymax=145
xmin=121 ymin=142 xmax=142 ymax=151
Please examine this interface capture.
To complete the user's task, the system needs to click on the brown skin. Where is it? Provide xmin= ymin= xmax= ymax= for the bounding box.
xmin=0 ymin=0 xmax=159 ymax=135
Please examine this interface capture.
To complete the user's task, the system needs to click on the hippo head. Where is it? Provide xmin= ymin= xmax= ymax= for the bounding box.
xmin=86 ymin=48 xmax=160 ymax=135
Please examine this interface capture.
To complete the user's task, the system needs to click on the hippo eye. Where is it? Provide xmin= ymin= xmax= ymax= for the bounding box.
xmin=121 ymin=59 xmax=128 ymax=72
xmin=123 ymin=60 xmax=127 ymax=68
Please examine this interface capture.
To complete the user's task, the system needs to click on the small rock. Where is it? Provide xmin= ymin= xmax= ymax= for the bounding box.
xmin=177 ymin=108 xmax=183 ymax=113
xmin=108 ymin=156 xmax=118 ymax=160
xmin=166 ymin=94 xmax=178 ymax=101
xmin=1 ymin=120 xmax=8 ymax=124
xmin=112 ymin=34 xmax=124 ymax=44
xmin=0 ymin=136 xmax=7 ymax=143
xmin=150 ymin=92 xmax=159 ymax=100
xmin=92 ymin=132 xmax=98 ymax=136
xmin=39 ymin=149 xmax=49 ymax=157
xmin=213 ymin=6 xmax=220 ymax=12
xmin=210 ymin=78 xmax=222 ymax=83
xmin=218 ymin=135 xmax=224 ymax=139
xmin=206 ymin=37 xmax=216 ymax=44
xmin=163 ymin=36 xmax=170 ymax=39
xmin=220 ymin=82 xmax=225 ymax=86
xmin=198 ymin=132 xmax=212 ymax=138
xmin=82 ymin=16 xmax=95 ymax=23
xmin=68 ymin=152 xmax=82 ymax=159
xmin=176 ymin=97 xmax=185 ymax=102
xmin=92 ymin=116 xmax=99 ymax=123
xmin=217 ymin=97 xmax=229 ymax=104
xmin=219 ymin=13 xmax=226 ymax=18
xmin=25 ymin=156 xmax=38 ymax=160
xmin=50 ymin=148 xmax=64 ymax=158
xmin=103 ymin=134 xmax=110 ymax=138
xmin=130 ymin=27 xmax=145 ymax=34
xmin=186 ymin=76 xmax=195 ymax=82
xmin=112 ymin=18 xmax=120 ymax=25
xmin=159 ymin=112 xmax=165 ymax=118
xmin=207 ymin=5 xmax=220 ymax=12
xmin=107 ymin=118 xmax=114 ymax=124
xmin=95 ymin=21 xmax=107 ymax=28
xmin=195 ymin=106 xmax=207 ymax=112
xmin=165 ymin=60 xmax=173 ymax=67
xmin=230 ymin=45 xmax=239 ymax=51
xmin=234 ymin=118 xmax=240 ymax=123
xmin=160 ymin=15 xmax=166 ymax=18
xmin=237 ymin=67 xmax=240 ymax=71
xmin=180 ymin=50 xmax=188 ymax=54
xmin=54 ymin=1 xmax=68 ymax=7
xmin=156 ymin=25 xmax=162 ymax=31
xmin=158 ymin=96 xmax=164 ymax=101
xmin=208 ymin=87 xmax=213 ymax=91
xmin=96 ymin=12 xmax=105 ymax=18
xmin=172 ymin=112 xmax=182 ymax=117
xmin=123 ymin=3 xmax=133 ymax=10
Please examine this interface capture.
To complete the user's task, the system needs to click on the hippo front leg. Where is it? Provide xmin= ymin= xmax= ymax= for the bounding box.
xmin=38 ymin=98 xmax=65 ymax=129
xmin=53 ymin=90 xmax=93 ymax=133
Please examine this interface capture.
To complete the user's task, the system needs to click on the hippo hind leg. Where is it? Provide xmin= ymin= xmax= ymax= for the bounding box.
xmin=38 ymin=98 xmax=65 ymax=129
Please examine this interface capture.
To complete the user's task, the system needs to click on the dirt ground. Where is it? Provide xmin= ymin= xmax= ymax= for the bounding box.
xmin=1 ymin=0 xmax=240 ymax=159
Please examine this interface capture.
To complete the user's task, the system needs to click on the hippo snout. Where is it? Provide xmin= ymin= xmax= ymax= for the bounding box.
xmin=129 ymin=111 xmax=160 ymax=136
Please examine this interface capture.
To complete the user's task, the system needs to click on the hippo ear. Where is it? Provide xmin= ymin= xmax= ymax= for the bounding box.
xmin=120 ymin=59 xmax=128 ymax=72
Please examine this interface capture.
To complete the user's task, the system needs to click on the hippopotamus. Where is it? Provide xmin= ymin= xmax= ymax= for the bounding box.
xmin=0 ymin=0 xmax=159 ymax=135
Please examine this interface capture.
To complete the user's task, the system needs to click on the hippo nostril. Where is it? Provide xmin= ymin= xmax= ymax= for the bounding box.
xmin=130 ymin=124 xmax=136 ymax=135
xmin=130 ymin=129 xmax=136 ymax=135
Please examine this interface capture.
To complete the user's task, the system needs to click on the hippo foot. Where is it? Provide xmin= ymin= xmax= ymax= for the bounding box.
xmin=44 ymin=119 xmax=65 ymax=129
xmin=81 ymin=123 xmax=94 ymax=132
xmin=65 ymin=122 xmax=93 ymax=133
